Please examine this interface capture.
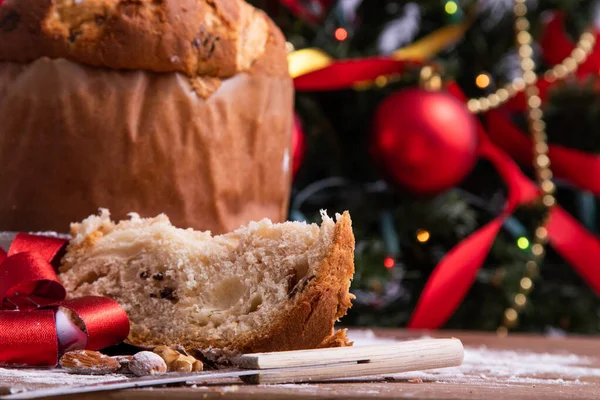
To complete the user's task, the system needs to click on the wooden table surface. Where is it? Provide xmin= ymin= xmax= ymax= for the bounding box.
xmin=3 ymin=328 xmax=600 ymax=400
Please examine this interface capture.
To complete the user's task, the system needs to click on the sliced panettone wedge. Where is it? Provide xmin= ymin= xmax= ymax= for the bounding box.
xmin=59 ymin=209 xmax=355 ymax=360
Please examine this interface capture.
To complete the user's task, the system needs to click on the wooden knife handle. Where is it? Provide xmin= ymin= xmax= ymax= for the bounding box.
xmin=240 ymin=338 xmax=464 ymax=384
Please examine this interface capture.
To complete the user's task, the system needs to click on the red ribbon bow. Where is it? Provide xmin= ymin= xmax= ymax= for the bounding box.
xmin=0 ymin=234 xmax=129 ymax=366
xmin=406 ymin=84 xmax=600 ymax=329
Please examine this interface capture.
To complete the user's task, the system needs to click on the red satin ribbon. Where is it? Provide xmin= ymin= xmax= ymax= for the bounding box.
xmin=486 ymin=110 xmax=600 ymax=195
xmin=502 ymin=78 xmax=557 ymax=114
xmin=294 ymin=59 xmax=416 ymax=91
xmin=0 ymin=234 xmax=129 ymax=366
xmin=408 ymin=83 xmax=600 ymax=329
xmin=504 ymin=12 xmax=600 ymax=113
xmin=540 ymin=13 xmax=600 ymax=77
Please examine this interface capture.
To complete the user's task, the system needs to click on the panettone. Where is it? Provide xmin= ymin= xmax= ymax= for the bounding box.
xmin=59 ymin=209 xmax=355 ymax=359
xmin=0 ymin=0 xmax=294 ymax=233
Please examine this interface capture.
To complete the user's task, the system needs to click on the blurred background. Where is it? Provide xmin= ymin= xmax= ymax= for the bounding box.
xmin=248 ymin=0 xmax=600 ymax=335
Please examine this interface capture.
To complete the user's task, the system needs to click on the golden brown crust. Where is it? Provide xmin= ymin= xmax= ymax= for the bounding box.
xmin=0 ymin=0 xmax=288 ymax=78
xmin=127 ymin=212 xmax=356 ymax=355
xmin=232 ymin=211 xmax=355 ymax=354
xmin=317 ymin=328 xmax=353 ymax=348
xmin=246 ymin=17 xmax=289 ymax=77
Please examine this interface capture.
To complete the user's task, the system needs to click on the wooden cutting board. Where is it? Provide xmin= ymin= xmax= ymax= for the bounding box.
xmin=2 ymin=330 xmax=599 ymax=400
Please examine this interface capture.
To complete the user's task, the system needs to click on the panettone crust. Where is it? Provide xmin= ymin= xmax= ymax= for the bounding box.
xmin=0 ymin=0 xmax=288 ymax=78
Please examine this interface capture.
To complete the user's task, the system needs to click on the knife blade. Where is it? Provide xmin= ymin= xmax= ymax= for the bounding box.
xmin=1 ymin=364 xmax=354 ymax=400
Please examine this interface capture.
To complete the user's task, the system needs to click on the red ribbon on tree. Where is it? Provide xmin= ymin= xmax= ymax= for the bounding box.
xmin=501 ymin=78 xmax=557 ymax=114
xmin=486 ymin=110 xmax=600 ymax=196
xmin=540 ymin=12 xmax=600 ymax=77
xmin=407 ymin=83 xmax=600 ymax=329
xmin=294 ymin=58 xmax=416 ymax=91
xmin=0 ymin=234 xmax=129 ymax=366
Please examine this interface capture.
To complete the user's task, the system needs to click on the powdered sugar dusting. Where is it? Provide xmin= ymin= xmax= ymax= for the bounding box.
xmin=347 ymin=330 xmax=600 ymax=387
xmin=349 ymin=329 xmax=410 ymax=346
xmin=262 ymin=383 xmax=324 ymax=390
xmin=258 ymin=383 xmax=327 ymax=393
xmin=0 ymin=367 xmax=125 ymax=389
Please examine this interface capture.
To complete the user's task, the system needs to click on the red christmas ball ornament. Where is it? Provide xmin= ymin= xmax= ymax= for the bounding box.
xmin=371 ymin=88 xmax=479 ymax=195
xmin=291 ymin=113 xmax=306 ymax=179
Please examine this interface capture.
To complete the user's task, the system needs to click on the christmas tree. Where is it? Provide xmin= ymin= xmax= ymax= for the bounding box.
xmin=249 ymin=0 xmax=600 ymax=335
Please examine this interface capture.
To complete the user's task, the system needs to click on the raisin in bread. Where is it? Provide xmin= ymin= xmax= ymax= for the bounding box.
xmin=59 ymin=210 xmax=355 ymax=359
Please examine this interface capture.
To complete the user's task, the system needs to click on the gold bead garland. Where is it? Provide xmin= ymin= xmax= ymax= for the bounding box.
xmin=419 ymin=65 xmax=443 ymax=91
xmin=496 ymin=0 xmax=557 ymax=336
xmin=467 ymin=28 xmax=595 ymax=114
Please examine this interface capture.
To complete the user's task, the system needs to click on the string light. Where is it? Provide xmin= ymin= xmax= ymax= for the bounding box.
xmin=517 ymin=237 xmax=530 ymax=250
xmin=384 ymin=257 xmax=395 ymax=269
xmin=475 ymin=73 xmax=491 ymax=89
xmin=375 ymin=75 xmax=388 ymax=87
xmin=444 ymin=1 xmax=458 ymax=15
xmin=335 ymin=27 xmax=348 ymax=41
xmin=416 ymin=229 xmax=431 ymax=243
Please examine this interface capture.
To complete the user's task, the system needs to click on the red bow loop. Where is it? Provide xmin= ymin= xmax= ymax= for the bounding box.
xmin=61 ymin=296 xmax=130 ymax=351
xmin=0 ymin=233 xmax=68 ymax=310
xmin=0 ymin=253 xmax=66 ymax=309
xmin=7 ymin=233 xmax=67 ymax=264
xmin=0 ymin=233 xmax=130 ymax=366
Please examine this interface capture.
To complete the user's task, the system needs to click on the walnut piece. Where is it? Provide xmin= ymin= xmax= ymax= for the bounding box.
xmin=59 ymin=350 xmax=120 ymax=375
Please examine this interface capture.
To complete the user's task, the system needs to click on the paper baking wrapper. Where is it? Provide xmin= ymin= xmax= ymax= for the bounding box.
xmin=0 ymin=58 xmax=294 ymax=234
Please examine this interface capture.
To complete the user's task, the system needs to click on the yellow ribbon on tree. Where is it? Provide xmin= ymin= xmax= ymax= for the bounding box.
xmin=288 ymin=21 xmax=470 ymax=80
xmin=392 ymin=22 xmax=469 ymax=61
